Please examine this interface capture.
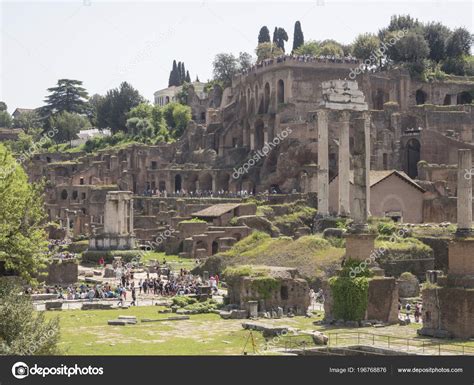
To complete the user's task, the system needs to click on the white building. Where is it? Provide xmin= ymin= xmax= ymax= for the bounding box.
xmin=154 ymin=81 xmax=208 ymax=106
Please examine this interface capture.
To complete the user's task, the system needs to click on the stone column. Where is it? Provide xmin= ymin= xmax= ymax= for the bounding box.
xmin=129 ymin=197 xmax=134 ymax=235
xmin=338 ymin=111 xmax=350 ymax=216
xmin=351 ymin=118 xmax=369 ymax=233
xmin=317 ymin=110 xmax=329 ymax=216
xmin=456 ymin=149 xmax=472 ymax=236
xmin=364 ymin=113 xmax=371 ymax=214
xmin=263 ymin=126 xmax=269 ymax=144
xmin=250 ymin=129 xmax=255 ymax=150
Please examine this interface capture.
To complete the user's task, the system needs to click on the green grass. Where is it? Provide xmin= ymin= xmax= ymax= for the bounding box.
xmin=45 ymin=306 xmax=474 ymax=355
xmin=219 ymin=232 xmax=344 ymax=282
xmin=140 ymin=252 xmax=198 ymax=270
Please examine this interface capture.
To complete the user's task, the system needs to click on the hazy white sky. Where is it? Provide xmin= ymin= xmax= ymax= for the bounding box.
xmin=1 ymin=0 xmax=472 ymax=112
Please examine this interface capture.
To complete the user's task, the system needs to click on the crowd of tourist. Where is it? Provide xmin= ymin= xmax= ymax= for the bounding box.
xmin=141 ymin=188 xmax=285 ymax=198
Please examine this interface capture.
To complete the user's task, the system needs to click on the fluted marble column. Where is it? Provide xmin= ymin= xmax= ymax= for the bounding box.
xmin=338 ymin=111 xmax=350 ymax=216
xmin=317 ymin=110 xmax=329 ymax=216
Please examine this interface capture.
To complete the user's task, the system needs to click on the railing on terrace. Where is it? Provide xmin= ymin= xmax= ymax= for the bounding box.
xmin=279 ymin=332 xmax=474 ymax=355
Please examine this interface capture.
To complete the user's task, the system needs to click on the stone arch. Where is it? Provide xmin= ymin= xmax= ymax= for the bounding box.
xmin=457 ymin=91 xmax=473 ymax=105
xmin=199 ymin=173 xmax=213 ymax=191
xmin=443 ymin=94 xmax=452 ymax=105
xmin=264 ymin=82 xmax=271 ymax=113
xmin=415 ymin=89 xmax=427 ymax=105
xmin=277 ymin=79 xmax=285 ymax=104
xmin=165 ymin=96 xmax=170 ymax=104
xmin=174 ymin=174 xmax=182 ymax=192
xmin=255 ymin=119 xmax=265 ymax=150
xmin=379 ymin=194 xmax=406 ymax=221
xmin=61 ymin=189 xmax=68 ymax=200
xmin=406 ymin=138 xmax=421 ymax=178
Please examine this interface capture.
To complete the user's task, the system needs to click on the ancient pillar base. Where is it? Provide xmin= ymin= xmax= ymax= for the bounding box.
xmin=448 ymin=238 xmax=474 ymax=276
xmin=454 ymin=228 xmax=473 ymax=238
xmin=344 ymin=233 xmax=376 ymax=261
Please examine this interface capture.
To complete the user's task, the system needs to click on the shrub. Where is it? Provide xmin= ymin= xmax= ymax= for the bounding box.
xmin=172 ymin=296 xmax=197 ymax=307
xmin=329 ymin=276 xmax=369 ymax=321
xmin=184 ymin=299 xmax=219 ymax=313
xmin=377 ymin=222 xmax=396 ymax=236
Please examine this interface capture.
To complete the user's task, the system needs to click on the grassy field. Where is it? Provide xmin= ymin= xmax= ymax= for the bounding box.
xmin=140 ymin=252 xmax=198 ymax=271
xmin=45 ymin=306 xmax=474 ymax=356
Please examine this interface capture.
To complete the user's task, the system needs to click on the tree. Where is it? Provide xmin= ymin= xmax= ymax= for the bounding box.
xmin=185 ymin=70 xmax=191 ymax=83
xmin=13 ymin=110 xmax=41 ymax=134
xmin=212 ymin=53 xmax=239 ymax=87
xmin=258 ymin=26 xmax=271 ymax=43
xmin=273 ymin=27 xmax=288 ymax=52
xmin=0 ymin=278 xmax=61 ymax=355
xmin=292 ymin=21 xmax=304 ymax=52
xmin=162 ymin=102 xmax=191 ymax=139
xmin=423 ymin=22 xmax=451 ymax=62
xmin=387 ymin=14 xmax=420 ymax=32
xmin=50 ymin=111 xmax=90 ymax=144
xmin=320 ymin=42 xmax=344 ymax=57
xmin=0 ymin=111 xmax=12 ymax=128
xmin=0 ymin=144 xmax=49 ymax=284
xmin=446 ymin=27 xmax=472 ymax=57
xmin=238 ymin=52 xmax=253 ymax=71
xmin=96 ymin=82 xmax=145 ymax=133
xmin=391 ymin=31 xmax=430 ymax=63
xmin=293 ymin=40 xmax=320 ymax=56
xmin=168 ymin=60 xmax=179 ymax=87
xmin=0 ymin=102 xmax=7 ymax=111
xmin=352 ymin=33 xmax=381 ymax=66
xmin=255 ymin=42 xmax=284 ymax=62
xmin=42 ymin=79 xmax=89 ymax=117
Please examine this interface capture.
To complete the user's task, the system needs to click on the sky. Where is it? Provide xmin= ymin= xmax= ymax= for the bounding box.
xmin=1 ymin=0 xmax=473 ymax=112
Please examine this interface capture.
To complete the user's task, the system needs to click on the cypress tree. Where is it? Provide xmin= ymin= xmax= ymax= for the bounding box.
xmin=181 ymin=62 xmax=186 ymax=85
xmin=258 ymin=26 xmax=271 ymax=43
xmin=185 ymin=70 xmax=191 ymax=83
xmin=292 ymin=21 xmax=304 ymax=52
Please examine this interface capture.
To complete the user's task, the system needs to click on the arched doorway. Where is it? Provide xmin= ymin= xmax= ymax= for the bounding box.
xmin=457 ymin=91 xmax=473 ymax=105
xmin=174 ymin=174 xmax=182 ymax=192
xmin=264 ymin=82 xmax=270 ymax=113
xmin=255 ymin=120 xmax=265 ymax=150
xmin=415 ymin=90 xmax=427 ymax=105
xmin=277 ymin=79 xmax=284 ymax=104
xmin=406 ymin=138 xmax=421 ymax=178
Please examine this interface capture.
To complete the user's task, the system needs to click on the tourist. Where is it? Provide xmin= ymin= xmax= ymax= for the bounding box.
xmin=414 ymin=303 xmax=421 ymax=323
xmin=130 ymin=283 xmax=137 ymax=306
